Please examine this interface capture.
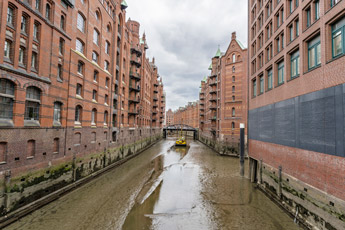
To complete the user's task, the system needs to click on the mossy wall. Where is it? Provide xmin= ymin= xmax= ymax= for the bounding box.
xmin=1 ymin=134 xmax=162 ymax=216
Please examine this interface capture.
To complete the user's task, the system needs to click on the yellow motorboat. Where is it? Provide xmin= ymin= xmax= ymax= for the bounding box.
xmin=175 ymin=137 xmax=187 ymax=147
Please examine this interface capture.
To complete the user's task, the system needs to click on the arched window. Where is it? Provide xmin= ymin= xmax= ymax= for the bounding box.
xmin=75 ymin=105 xmax=82 ymax=123
xmin=45 ymin=4 xmax=51 ymax=20
xmin=231 ymin=122 xmax=235 ymax=130
xmin=95 ymin=11 xmax=100 ymax=21
xmin=0 ymin=79 xmax=15 ymax=120
xmin=77 ymin=13 xmax=85 ymax=32
xmin=76 ymin=39 xmax=84 ymax=53
xmin=104 ymin=111 xmax=108 ymax=125
xmin=232 ymin=76 xmax=235 ymax=82
xmin=232 ymin=66 xmax=235 ymax=73
xmin=25 ymin=87 xmax=41 ymax=121
xmin=232 ymin=96 xmax=235 ymax=102
xmin=93 ymin=29 xmax=100 ymax=45
xmin=53 ymin=102 xmax=62 ymax=124
xmin=91 ymin=108 xmax=97 ymax=125
xmin=233 ymin=53 xmax=236 ymax=63
xmin=60 ymin=15 xmax=65 ymax=30
xmin=105 ymin=41 xmax=110 ymax=54
xmin=104 ymin=61 xmax=110 ymax=71
xmin=232 ymin=86 xmax=235 ymax=93
xmin=107 ymin=24 xmax=111 ymax=33
xmin=232 ymin=107 xmax=235 ymax=117
xmin=92 ymin=51 xmax=98 ymax=63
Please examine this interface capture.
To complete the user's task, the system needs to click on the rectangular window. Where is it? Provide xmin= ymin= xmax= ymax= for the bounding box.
xmin=289 ymin=25 xmax=293 ymax=41
xmin=19 ymin=47 xmax=26 ymax=66
xmin=253 ymin=79 xmax=257 ymax=97
xmin=306 ymin=8 xmax=311 ymax=27
xmin=259 ymin=76 xmax=264 ymax=94
xmin=31 ymin=52 xmax=38 ymax=70
xmin=315 ymin=0 xmax=320 ymax=20
xmin=278 ymin=61 xmax=284 ymax=85
xmin=33 ymin=23 xmax=39 ymax=40
xmin=21 ymin=16 xmax=27 ymax=33
xmin=291 ymin=50 xmax=300 ymax=79
xmin=332 ymin=17 xmax=345 ymax=58
xmin=289 ymin=0 xmax=293 ymax=13
xmin=7 ymin=7 xmax=13 ymax=25
xmin=35 ymin=0 xmax=40 ymax=10
xmin=277 ymin=37 xmax=280 ymax=52
xmin=57 ymin=64 xmax=63 ymax=80
xmin=4 ymin=40 xmax=11 ymax=59
xmin=331 ymin=0 xmax=340 ymax=7
xmin=267 ymin=69 xmax=273 ymax=90
xmin=296 ymin=19 xmax=299 ymax=37
xmin=59 ymin=39 xmax=65 ymax=55
xmin=53 ymin=103 xmax=61 ymax=122
xmin=308 ymin=35 xmax=321 ymax=69
xmin=25 ymin=101 xmax=40 ymax=120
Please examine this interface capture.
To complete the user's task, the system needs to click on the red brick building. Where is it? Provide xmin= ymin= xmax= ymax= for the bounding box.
xmin=248 ymin=0 xmax=345 ymax=229
xmin=173 ymin=102 xmax=199 ymax=129
xmin=0 ymin=0 xmax=165 ymax=214
xmin=166 ymin=109 xmax=174 ymax=126
xmin=199 ymin=32 xmax=248 ymax=145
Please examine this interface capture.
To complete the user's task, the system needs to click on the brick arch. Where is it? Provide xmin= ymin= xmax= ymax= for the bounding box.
xmin=0 ymin=75 xmax=21 ymax=88
xmin=23 ymin=82 xmax=45 ymax=93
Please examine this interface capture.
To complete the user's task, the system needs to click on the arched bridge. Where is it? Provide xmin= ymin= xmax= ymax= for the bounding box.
xmin=163 ymin=124 xmax=198 ymax=140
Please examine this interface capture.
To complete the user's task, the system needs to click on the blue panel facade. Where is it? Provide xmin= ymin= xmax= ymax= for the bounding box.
xmin=249 ymin=84 xmax=345 ymax=158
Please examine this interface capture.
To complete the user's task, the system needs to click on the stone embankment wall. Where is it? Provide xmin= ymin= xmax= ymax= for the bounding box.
xmin=0 ymin=129 xmax=162 ymax=225
xmin=249 ymin=158 xmax=345 ymax=230
xmin=198 ymin=134 xmax=247 ymax=157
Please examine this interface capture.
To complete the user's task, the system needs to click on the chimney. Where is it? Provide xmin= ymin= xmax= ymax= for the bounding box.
xmin=232 ymin=32 xmax=236 ymax=40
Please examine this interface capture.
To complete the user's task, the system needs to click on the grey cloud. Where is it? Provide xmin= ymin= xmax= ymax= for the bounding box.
xmin=126 ymin=0 xmax=248 ymax=110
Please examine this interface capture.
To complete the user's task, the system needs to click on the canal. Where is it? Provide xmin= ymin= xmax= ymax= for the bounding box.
xmin=4 ymin=139 xmax=301 ymax=230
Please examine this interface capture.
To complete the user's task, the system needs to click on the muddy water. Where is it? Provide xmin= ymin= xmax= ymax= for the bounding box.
xmin=4 ymin=139 xmax=301 ymax=230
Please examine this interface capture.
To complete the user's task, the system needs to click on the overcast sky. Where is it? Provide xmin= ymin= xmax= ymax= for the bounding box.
xmin=126 ymin=0 xmax=248 ymax=111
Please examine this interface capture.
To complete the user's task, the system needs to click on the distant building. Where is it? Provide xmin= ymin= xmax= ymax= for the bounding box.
xmin=199 ymin=32 xmax=248 ymax=144
xmin=166 ymin=109 xmax=174 ymax=126
xmin=173 ymin=102 xmax=199 ymax=128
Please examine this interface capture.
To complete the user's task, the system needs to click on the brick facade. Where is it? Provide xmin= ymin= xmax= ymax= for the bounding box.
xmin=248 ymin=0 xmax=345 ymax=229
xmin=199 ymin=32 xmax=248 ymax=144
xmin=0 ymin=0 xmax=165 ymax=208
xmin=173 ymin=102 xmax=199 ymax=128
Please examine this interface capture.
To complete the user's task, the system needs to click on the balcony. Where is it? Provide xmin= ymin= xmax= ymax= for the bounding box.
xmin=210 ymin=116 xmax=217 ymax=121
xmin=129 ymin=84 xmax=140 ymax=92
xmin=129 ymin=97 xmax=140 ymax=104
xmin=210 ymin=89 xmax=217 ymax=94
xmin=130 ymin=56 xmax=141 ymax=68
xmin=130 ymin=45 xmax=142 ymax=56
xmin=130 ymin=71 xmax=141 ymax=80
xmin=154 ymin=82 xmax=159 ymax=87
xmin=210 ymin=73 xmax=217 ymax=78
xmin=152 ymin=110 xmax=158 ymax=115
xmin=210 ymin=106 xmax=217 ymax=110
xmin=153 ymin=96 xmax=158 ymax=101
xmin=128 ymin=109 xmax=138 ymax=115
xmin=209 ymin=80 xmax=217 ymax=86
xmin=209 ymin=96 xmax=217 ymax=102
xmin=200 ymin=108 xmax=204 ymax=111
xmin=154 ymin=88 xmax=158 ymax=93
xmin=153 ymin=103 xmax=158 ymax=108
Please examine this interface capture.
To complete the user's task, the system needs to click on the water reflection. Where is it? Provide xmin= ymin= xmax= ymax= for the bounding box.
xmin=122 ymin=143 xmax=214 ymax=230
